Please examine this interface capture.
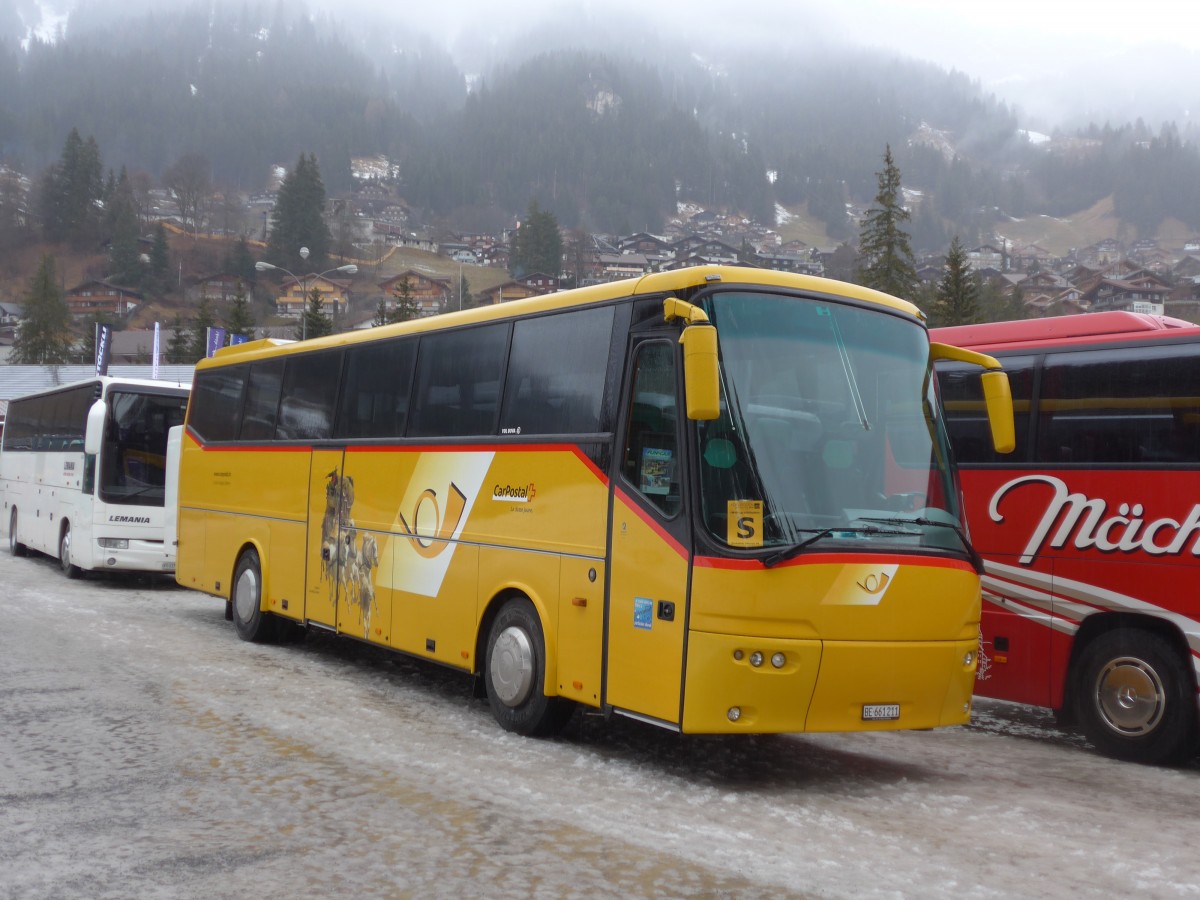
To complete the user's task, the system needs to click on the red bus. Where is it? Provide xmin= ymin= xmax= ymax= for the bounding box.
xmin=934 ymin=311 xmax=1200 ymax=764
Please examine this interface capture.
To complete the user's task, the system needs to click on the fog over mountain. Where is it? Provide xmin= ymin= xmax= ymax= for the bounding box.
xmin=6 ymin=0 xmax=1199 ymax=131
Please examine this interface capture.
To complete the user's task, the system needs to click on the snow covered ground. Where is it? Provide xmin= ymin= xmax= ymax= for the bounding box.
xmin=2 ymin=547 xmax=1198 ymax=898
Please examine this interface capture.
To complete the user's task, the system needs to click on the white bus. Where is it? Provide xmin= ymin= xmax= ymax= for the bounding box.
xmin=2 ymin=376 xmax=190 ymax=577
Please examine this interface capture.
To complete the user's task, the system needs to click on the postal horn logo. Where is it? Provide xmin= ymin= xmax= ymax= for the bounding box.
xmin=857 ymin=571 xmax=891 ymax=594
xmin=397 ymin=483 xmax=468 ymax=559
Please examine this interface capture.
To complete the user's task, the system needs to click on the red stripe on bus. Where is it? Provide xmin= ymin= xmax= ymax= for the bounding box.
xmin=695 ymin=553 xmax=976 ymax=572
xmin=614 ymin=486 xmax=687 ymax=559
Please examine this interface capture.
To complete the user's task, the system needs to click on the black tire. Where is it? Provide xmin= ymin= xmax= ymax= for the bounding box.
xmin=484 ymin=597 xmax=573 ymax=736
xmin=9 ymin=508 xmax=27 ymax=557
xmin=59 ymin=522 xmax=81 ymax=579
xmin=231 ymin=548 xmax=279 ymax=643
xmin=1074 ymin=629 xmax=1199 ymax=765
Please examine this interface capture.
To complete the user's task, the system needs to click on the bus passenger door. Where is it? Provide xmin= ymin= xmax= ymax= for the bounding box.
xmin=606 ymin=339 xmax=691 ymax=726
xmin=305 ymin=449 xmax=347 ymax=629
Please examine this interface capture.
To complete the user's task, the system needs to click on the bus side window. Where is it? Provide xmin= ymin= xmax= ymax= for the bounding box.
xmin=622 ymin=342 xmax=680 ymax=517
xmin=1036 ymin=344 xmax=1200 ymax=466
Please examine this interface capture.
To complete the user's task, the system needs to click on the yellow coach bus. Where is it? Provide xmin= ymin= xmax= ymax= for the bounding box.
xmin=176 ymin=265 xmax=1013 ymax=736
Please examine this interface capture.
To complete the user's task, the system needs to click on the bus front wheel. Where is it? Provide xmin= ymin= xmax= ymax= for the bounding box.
xmin=59 ymin=523 xmax=81 ymax=579
xmin=9 ymin=508 xmax=26 ymax=557
xmin=484 ymin=597 xmax=573 ymax=736
xmin=232 ymin=548 xmax=278 ymax=643
xmin=1074 ymin=629 xmax=1199 ymax=765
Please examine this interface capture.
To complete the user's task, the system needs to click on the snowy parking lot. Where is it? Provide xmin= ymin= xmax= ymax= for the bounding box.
xmin=2 ymin=547 xmax=1199 ymax=898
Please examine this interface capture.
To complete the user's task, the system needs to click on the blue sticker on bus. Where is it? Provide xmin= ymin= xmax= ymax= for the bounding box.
xmin=633 ymin=597 xmax=654 ymax=630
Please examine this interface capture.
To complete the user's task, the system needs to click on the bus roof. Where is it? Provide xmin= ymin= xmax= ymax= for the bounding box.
xmin=201 ymin=265 xmax=925 ymax=369
xmin=932 ymin=311 xmax=1199 ymax=352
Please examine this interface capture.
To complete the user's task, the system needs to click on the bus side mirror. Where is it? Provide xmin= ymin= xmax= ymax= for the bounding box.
xmin=980 ymin=370 xmax=1016 ymax=454
xmin=84 ymin=400 xmax=107 ymax=456
xmin=930 ymin=342 xmax=1015 ymax=455
xmin=680 ymin=324 xmax=720 ymax=420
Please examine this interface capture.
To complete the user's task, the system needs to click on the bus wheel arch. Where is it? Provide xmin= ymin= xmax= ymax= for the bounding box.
xmin=481 ymin=592 xmax=573 ymax=736
xmin=9 ymin=507 xmax=27 ymax=557
xmin=59 ymin=519 xmax=81 ymax=579
xmin=1069 ymin=617 xmax=1199 ymax=765
xmin=231 ymin=543 xmax=279 ymax=643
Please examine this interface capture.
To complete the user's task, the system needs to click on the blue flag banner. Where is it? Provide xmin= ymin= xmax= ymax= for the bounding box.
xmin=229 ymin=333 xmax=249 ymax=346
xmin=205 ymin=326 xmax=227 ymax=358
xmin=95 ymin=323 xmax=112 ymax=376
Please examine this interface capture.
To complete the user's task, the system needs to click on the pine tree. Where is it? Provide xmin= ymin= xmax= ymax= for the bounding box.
xmin=929 ymin=236 xmax=980 ymax=326
xmin=148 ymin=223 xmax=170 ymax=282
xmin=389 ymin=275 xmax=421 ymax=322
xmin=223 ymin=279 xmax=256 ymax=339
xmin=189 ymin=296 xmax=217 ymax=361
xmin=857 ymin=145 xmax=918 ymax=300
xmin=166 ymin=315 xmax=192 ymax=364
xmin=296 ymin=285 xmax=332 ymax=340
xmin=39 ymin=129 xmax=104 ymax=245
xmin=372 ymin=297 xmax=391 ymax=328
xmin=510 ymin=200 xmax=562 ymax=279
xmin=268 ymin=153 xmax=331 ymax=271
xmin=12 ymin=255 xmax=74 ymax=364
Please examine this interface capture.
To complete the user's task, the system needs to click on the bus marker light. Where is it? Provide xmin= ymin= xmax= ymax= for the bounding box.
xmin=733 ymin=649 xmax=744 ymax=661
xmin=749 ymin=652 xmax=763 ymax=667
xmin=963 ymin=651 xmax=975 ymax=667
xmin=727 ymin=706 xmax=742 ymax=721
xmin=573 ymin=680 xmax=583 ymax=690
xmin=771 ymin=653 xmax=786 ymax=668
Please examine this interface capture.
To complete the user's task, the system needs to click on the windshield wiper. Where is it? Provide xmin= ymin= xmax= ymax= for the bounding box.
xmin=855 ymin=516 xmax=984 ymax=573
xmin=763 ymin=525 xmax=886 ymax=568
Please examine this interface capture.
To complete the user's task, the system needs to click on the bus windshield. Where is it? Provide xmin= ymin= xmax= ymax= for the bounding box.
xmin=698 ymin=290 xmax=964 ymax=558
xmin=99 ymin=390 xmax=189 ymax=506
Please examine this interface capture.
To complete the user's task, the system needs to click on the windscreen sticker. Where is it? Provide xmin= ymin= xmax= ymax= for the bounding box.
xmin=727 ymin=500 xmax=764 ymax=547
xmin=633 ymin=596 xmax=654 ymax=630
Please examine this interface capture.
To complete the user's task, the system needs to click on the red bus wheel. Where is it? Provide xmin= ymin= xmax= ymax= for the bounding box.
xmin=1075 ymin=630 xmax=1199 ymax=765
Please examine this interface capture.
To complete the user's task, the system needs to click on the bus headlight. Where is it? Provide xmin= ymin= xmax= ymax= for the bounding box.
xmin=727 ymin=706 xmax=742 ymax=722
xmin=98 ymin=538 xmax=129 ymax=549
xmin=963 ymin=651 xmax=975 ymax=667
xmin=749 ymin=651 xmax=763 ymax=667
xmin=771 ymin=652 xmax=786 ymax=669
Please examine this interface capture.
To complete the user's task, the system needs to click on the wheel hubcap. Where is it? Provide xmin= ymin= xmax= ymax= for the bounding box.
xmin=234 ymin=566 xmax=259 ymax=624
xmin=61 ymin=531 xmax=71 ymax=569
xmin=1095 ymin=656 xmax=1165 ymax=736
xmin=490 ymin=626 xmax=534 ymax=707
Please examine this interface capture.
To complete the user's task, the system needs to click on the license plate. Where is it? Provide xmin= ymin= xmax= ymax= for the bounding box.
xmin=862 ymin=703 xmax=900 ymax=721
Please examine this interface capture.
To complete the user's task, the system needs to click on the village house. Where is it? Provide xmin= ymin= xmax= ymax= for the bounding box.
xmin=195 ymin=272 xmax=250 ymax=303
xmin=269 ymin=273 xmax=352 ymax=318
xmin=377 ymin=270 xmax=452 ymax=316
xmin=966 ymin=244 xmax=1005 ymax=273
xmin=476 ymin=280 xmax=544 ymax=305
xmin=64 ymin=280 xmax=143 ymax=318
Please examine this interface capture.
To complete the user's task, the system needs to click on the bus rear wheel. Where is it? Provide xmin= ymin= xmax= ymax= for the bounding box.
xmin=1074 ymin=629 xmax=1199 ymax=765
xmin=9 ymin=508 xmax=26 ymax=557
xmin=484 ymin=597 xmax=573 ymax=736
xmin=231 ymin=548 xmax=279 ymax=643
xmin=59 ymin=523 xmax=81 ymax=579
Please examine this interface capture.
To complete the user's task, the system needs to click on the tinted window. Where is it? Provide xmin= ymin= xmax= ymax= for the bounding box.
xmin=1036 ymin=343 xmax=1200 ymax=465
xmin=500 ymin=306 xmax=614 ymax=435
xmin=189 ymin=368 xmax=247 ymax=442
xmin=409 ymin=324 xmax=509 ymax=438
xmin=276 ymin=352 xmax=343 ymax=441
xmin=938 ymin=355 xmax=1034 ymax=464
xmin=240 ymin=360 xmax=285 ymax=442
xmin=621 ymin=341 xmax=680 ymax=517
xmin=337 ymin=339 xmax=417 ymax=439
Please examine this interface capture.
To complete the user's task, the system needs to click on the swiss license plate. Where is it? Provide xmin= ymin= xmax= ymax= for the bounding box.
xmin=862 ymin=703 xmax=901 ymax=721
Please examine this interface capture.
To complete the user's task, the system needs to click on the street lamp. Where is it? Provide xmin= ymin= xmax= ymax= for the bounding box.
xmin=256 ymin=247 xmax=358 ymax=341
